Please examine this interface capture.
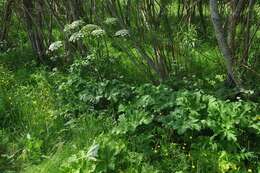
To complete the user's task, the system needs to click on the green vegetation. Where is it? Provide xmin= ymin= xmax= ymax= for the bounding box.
xmin=1 ymin=0 xmax=260 ymax=173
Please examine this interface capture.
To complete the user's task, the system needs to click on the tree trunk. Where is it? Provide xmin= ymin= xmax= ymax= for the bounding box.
xmin=242 ymin=0 xmax=255 ymax=64
xmin=22 ymin=0 xmax=46 ymax=63
xmin=227 ymin=0 xmax=245 ymax=57
xmin=0 ymin=0 xmax=14 ymax=42
xmin=210 ymin=0 xmax=237 ymax=87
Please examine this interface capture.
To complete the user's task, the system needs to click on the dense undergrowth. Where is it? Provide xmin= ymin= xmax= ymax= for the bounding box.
xmin=1 ymin=0 xmax=260 ymax=172
xmin=0 ymin=48 xmax=260 ymax=173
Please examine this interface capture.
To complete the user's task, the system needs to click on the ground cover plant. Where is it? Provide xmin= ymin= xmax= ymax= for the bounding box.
xmin=1 ymin=0 xmax=260 ymax=173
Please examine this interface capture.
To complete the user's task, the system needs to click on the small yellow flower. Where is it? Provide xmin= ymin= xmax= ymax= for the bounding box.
xmin=192 ymin=165 xmax=195 ymax=169
xmin=248 ymin=169 xmax=252 ymax=173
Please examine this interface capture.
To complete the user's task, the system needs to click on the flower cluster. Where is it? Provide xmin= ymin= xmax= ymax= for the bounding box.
xmin=91 ymin=29 xmax=106 ymax=37
xmin=115 ymin=29 xmax=130 ymax=37
xmin=48 ymin=41 xmax=63 ymax=52
xmin=80 ymin=24 xmax=100 ymax=35
xmin=69 ymin=32 xmax=84 ymax=42
xmin=64 ymin=20 xmax=85 ymax=33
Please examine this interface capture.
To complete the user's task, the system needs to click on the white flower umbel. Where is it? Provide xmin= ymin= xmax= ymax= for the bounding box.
xmin=48 ymin=41 xmax=63 ymax=52
xmin=81 ymin=24 xmax=101 ymax=36
xmin=69 ymin=32 xmax=84 ymax=42
xmin=115 ymin=29 xmax=130 ymax=37
xmin=91 ymin=29 xmax=106 ymax=37
xmin=64 ymin=20 xmax=85 ymax=33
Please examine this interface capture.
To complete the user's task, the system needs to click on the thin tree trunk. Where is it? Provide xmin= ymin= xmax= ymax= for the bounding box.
xmin=22 ymin=0 xmax=46 ymax=63
xmin=0 ymin=0 xmax=14 ymax=42
xmin=227 ymin=0 xmax=245 ymax=57
xmin=242 ymin=0 xmax=255 ymax=64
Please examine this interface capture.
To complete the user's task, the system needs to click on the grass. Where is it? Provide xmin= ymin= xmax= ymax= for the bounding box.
xmin=0 ymin=57 xmax=116 ymax=172
xmin=23 ymin=115 xmax=113 ymax=173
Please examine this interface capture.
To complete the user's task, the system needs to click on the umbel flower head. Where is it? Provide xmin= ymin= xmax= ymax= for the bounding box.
xmin=48 ymin=41 xmax=63 ymax=52
xmin=91 ymin=29 xmax=106 ymax=37
xmin=69 ymin=32 xmax=84 ymax=42
xmin=64 ymin=20 xmax=85 ymax=33
xmin=80 ymin=24 xmax=101 ymax=35
xmin=115 ymin=29 xmax=130 ymax=37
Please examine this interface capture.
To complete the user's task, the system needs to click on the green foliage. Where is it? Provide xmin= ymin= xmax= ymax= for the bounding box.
xmin=1 ymin=6 xmax=260 ymax=171
xmin=16 ymin=64 xmax=257 ymax=172
xmin=113 ymin=109 xmax=154 ymax=135
xmin=1 ymin=55 xmax=260 ymax=172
